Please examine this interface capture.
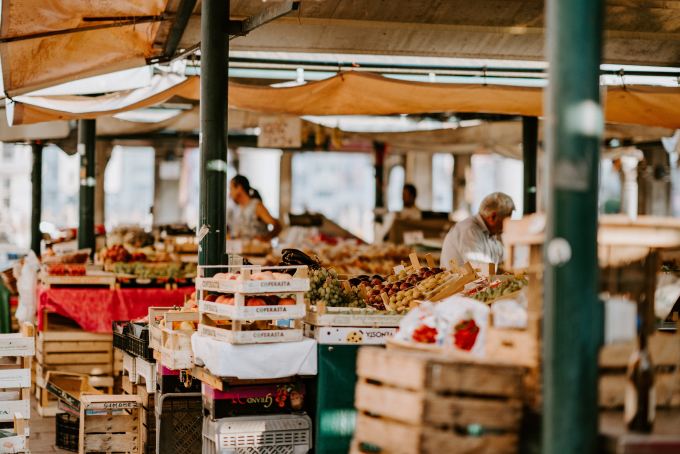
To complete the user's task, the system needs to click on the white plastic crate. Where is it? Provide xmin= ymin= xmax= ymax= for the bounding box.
xmin=123 ymin=351 xmax=138 ymax=383
xmin=202 ymin=414 xmax=312 ymax=454
xmin=135 ymin=356 xmax=157 ymax=393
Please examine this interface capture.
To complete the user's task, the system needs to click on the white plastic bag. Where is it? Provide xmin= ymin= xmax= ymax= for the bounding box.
xmin=435 ymin=296 xmax=490 ymax=357
xmin=394 ymin=302 xmax=438 ymax=344
xmin=16 ymin=251 xmax=40 ymax=326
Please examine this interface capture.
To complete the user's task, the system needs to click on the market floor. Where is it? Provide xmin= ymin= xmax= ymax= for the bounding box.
xmin=28 ymin=395 xmax=72 ymax=454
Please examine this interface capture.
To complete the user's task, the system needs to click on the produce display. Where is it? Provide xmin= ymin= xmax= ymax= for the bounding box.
xmin=112 ymin=261 xmax=197 ymax=278
xmin=45 ymin=264 xmax=86 ymax=276
xmin=202 ymin=292 xmax=298 ymax=307
xmin=306 ymin=268 xmax=366 ymax=308
xmin=467 ymin=276 xmax=527 ymax=303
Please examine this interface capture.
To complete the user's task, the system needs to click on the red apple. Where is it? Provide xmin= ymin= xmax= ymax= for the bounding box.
xmin=246 ymin=298 xmax=267 ymax=306
xmin=278 ymin=298 xmax=296 ymax=306
xmin=204 ymin=294 xmax=218 ymax=302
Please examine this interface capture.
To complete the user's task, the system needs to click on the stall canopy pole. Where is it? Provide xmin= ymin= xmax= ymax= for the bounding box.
xmin=30 ymin=141 xmax=43 ymax=256
xmin=374 ymin=142 xmax=386 ymax=210
xmin=199 ymin=0 xmax=229 ymax=266
xmin=544 ymin=0 xmax=604 ymax=453
xmin=522 ymin=116 xmax=538 ymax=215
xmin=77 ymin=119 xmax=96 ymax=257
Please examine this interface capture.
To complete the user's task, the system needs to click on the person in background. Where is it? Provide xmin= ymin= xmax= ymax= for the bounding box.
xmin=398 ymin=184 xmax=422 ymax=220
xmin=229 ymin=175 xmax=281 ymax=241
xmin=440 ymin=192 xmax=515 ymax=268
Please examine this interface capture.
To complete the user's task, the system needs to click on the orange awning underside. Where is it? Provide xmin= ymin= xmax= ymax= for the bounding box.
xmin=8 ymin=72 xmax=680 ymax=131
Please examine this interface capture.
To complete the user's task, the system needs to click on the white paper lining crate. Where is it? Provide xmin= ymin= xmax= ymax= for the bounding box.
xmin=78 ymin=394 xmax=142 ymax=454
xmin=148 ymin=307 xmax=198 ymax=371
xmin=196 ymin=265 xmax=309 ymax=345
xmin=350 ymin=347 xmax=526 ymax=454
xmin=202 ymin=414 xmax=312 ymax=454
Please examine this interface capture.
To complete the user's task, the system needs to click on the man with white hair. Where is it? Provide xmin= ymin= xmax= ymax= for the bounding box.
xmin=440 ymin=192 xmax=516 ymax=268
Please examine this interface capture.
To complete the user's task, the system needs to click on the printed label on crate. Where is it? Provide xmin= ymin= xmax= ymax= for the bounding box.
xmin=0 ymin=434 xmax=26 ymax=451
xmin=243 ymin=279 xmax=310 ymax=293
xmin=202 ymin=383 xmax=306 ymax=418
xmin=304 ymin=325 xmax=397 ymax=345
xmin=0 ymin=368 xmax=31 ymax=388
xmin=304 ymin=312 xmax=404 ymax=327
xmin=88 ymin=401 xmax=140 ymax=410
xmin=0 ymin=399 xmax=30 ymax=422
xmin=58 ymin=400 xmax=125 ymax=416
xmin=0 ymin=337 xmax=35 ymax=356
xmin=198 ymin=277 xmax=310 ymax=294
xmin=45 ymin=382 xmax=80 ymax=410
xmin=200 ymin=300 xmax=305 ymax=320
xmin=199 ymin=324 xmax=303 ymax=344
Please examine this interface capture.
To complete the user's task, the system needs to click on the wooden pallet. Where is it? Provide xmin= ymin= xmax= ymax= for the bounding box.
xmin=79 ymin=394 xmax=142 ymax=454
xmin=351 ymin=347 xmax=525 ymax=454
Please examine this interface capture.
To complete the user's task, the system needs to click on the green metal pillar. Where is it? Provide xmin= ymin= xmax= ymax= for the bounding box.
xmin=30 ymin=142 xmax=43 ymax=256
xmin=544 ymin=1 xmax=604 ymax=453
xmin=198 ymin=0 xmax=229 ymax=266
xmin=77 ymin=119 xmax=96 ymax=256
xmin=522 ymin=116 xmax=538 ymax=215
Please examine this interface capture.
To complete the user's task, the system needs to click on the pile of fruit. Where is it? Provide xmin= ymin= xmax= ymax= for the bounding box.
xmin=305 ymin=268 xmax=367 ymax=308
xmin=112 ymin=262 xmax=196 ymax=278
xmin=468 ymin=276 xmax=528 ymax=303
xmin=102 ymin=244 xmax=147 ymax=263
xmin=203 ymin=293 xmax=298 ymax=307
xmin=361 ymin=266 xmax=453 ymax=310
xmin=46 ymin=264 xmax=87 ymax=276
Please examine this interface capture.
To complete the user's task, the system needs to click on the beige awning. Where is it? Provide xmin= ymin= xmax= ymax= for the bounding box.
xmin=7 ymin=71 xmax=680 ymax=131
xmin=0 ymin=0 xmax=170 ymax=97
xmin=6 ymin=75 xmax=199 ymax=125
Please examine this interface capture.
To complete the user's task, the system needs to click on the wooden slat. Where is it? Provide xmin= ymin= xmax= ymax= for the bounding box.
xmin=41 ymin=341 xmax=113 ymax=353
xmin=39 ymin=330 xmax=112 ymax=342
xmin=83 ymin=433 xmax=139 ymax=452
xmin=355 ymin=381 xmax=522 ymax=431
xmin=357 ymin=347 xmax=524 ymax=399
xmin=37 ymin=362 xmax=113 ymax=376
xmin=600 ymin=373 xmax=680 ymax=408
xmin=353 ymin=413 xmax=518 ymax=454
xmin=84 ymin=414 xmax=139 ymax=433
xmin=41 ymin=351 xmax=112 ymax=365
xmin=599 ymin=333 xmax=680 ymax=369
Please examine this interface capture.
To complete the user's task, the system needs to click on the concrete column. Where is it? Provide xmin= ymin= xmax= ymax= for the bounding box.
xmin=153 ymin=146 xmax=184 ymax=226
xmin=637 ymin=144 xmax=671 ymax=216
xmin=404 ymin=152 xmax=432 ymax=210
xmin=94 ymin=141 xmax=113 ymax=227
xmin=452 ymin=154 xmax=471 ymax=220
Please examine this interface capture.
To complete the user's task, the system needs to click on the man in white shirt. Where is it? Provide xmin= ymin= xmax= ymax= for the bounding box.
xmin=440 ymin=192 xmax=516 ymax=268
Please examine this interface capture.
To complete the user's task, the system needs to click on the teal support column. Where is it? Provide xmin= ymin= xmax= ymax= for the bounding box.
xmin=198 ymin=0 xmax=228 ymax=266
xmin=77 ymin=119 xmax=96 ymax=257
xmin=30 ymin=142 xmax=43 ymax=256
xmin=543 ymin=1 xmax=605 ymax=453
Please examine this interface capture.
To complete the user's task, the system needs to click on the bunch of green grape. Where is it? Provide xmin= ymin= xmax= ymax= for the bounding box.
xmin=305 ymin=268 xmax=366 ymax=308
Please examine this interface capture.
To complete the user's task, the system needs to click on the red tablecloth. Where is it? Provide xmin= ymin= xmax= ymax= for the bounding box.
xmin=36 ymin=285 xmax=194 ymax=333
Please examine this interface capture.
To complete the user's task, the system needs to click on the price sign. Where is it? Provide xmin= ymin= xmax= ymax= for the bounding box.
xmin=257 ymin=116 xmax=302 ymax=148
xmin=403 ymin=230 xmax=424 ymax=245
xmin=226 ymin=239 xmax=243 ymax=254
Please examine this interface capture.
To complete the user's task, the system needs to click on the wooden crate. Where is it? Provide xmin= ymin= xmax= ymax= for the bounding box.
xmin=0 ymin=413 xmax=29 ymax=453
xmin=0 ymin=323 xmax=34 ymax=427
xmin=79 ymin=394 xmax=142 ymax=454
xmin=351 ymin=347 xmax=525 ymax=454
xmin=599 ymin=331 xmax=680 ymax=408
xmin=138 ymin=385 xmax=156 ymax=454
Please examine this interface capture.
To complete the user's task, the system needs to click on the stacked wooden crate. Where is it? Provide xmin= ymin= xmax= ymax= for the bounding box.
xmin=599 ymin=331 xmax=680 ymax=408
xmin=351 ymin=347 xmax=526 ymax=454
xmin=78 ymin=394 xmax=142 ymax=454
xmin=0 ymin=323 xmax=35 ymax=454
xmin=138 ymin=384 xmax=156 ymax=454
xmin=35 ymin=313 xmax=115 ymax=416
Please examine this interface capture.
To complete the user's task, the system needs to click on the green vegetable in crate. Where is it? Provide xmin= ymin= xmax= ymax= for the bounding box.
xmin=471 ymin=277 xmax=528 ymax=303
